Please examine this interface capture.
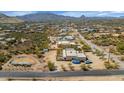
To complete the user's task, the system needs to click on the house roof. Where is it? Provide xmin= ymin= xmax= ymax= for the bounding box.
xmin=63 ymin=48 xmax=86 ymax=58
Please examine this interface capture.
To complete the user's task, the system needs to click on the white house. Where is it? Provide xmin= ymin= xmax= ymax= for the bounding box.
xmin=62 ymin=48 xmax=86 ymax=61
xmin=57 ymin=40 xmax=75 ymax=46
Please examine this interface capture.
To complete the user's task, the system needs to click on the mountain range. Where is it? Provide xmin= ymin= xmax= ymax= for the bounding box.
xmin=17 ymin=13 xmax=85 ymax=22
xmin=0 ymin=12 xmax=124 ymax=23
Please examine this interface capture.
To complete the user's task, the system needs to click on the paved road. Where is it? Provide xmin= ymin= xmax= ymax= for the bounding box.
xmin=0 ymin=70 xmax=124 ymax=77
xmin=77 ymin=31 xmax=124 ymax=69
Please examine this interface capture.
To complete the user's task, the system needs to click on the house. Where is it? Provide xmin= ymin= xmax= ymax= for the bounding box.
xmin=57 ymin=40 xmax=75 ymax=46
xmin=57 ymin=35 xmax=75 ymax=46
xmin=62 ymin=48 xmax=87 ymax=61
xmin=64 ymin=36 xmax=75 ymax=41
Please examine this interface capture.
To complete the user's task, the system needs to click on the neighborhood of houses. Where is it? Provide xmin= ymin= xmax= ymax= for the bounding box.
xmin=0 ymin=22 xmax=123 ymax=73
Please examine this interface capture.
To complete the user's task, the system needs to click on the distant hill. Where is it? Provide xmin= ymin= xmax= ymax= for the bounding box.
xmin=0 ymin=13 xmax=24 ymax=23
xmin=1 ymin=12 xmax=124 ymax=24
xmin=119 ymin=16 xmax=124 ymax=18
xmin=17 ymin=13 xmax=85 ymax=23
xmin=0 ymin=13 xmax=8 ymax=18
xmin=80 ymin=15 xmax=85 ymax=18
xmin=17 ymin=12 xmax=124 ymax=23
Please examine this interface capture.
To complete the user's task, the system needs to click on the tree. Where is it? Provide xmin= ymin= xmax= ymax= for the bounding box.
xmin=117 ymin=42 xmax=124 ymax=54
xmin=104 ymin=61 xmax=119 ymax=69
xmin=120 ymin=56 xmax=124 ymax=61
xmin=80 ymin=41 xmax=84 ymax=45
xmin=80 ymin=64 xmax=91 ymax=71
xmin=82 ymin=44 xmax=91 ymax=52
xmin=94 ymin=49 xmax=103 ymax=56
xmin=7 ymin=78 xmax=12 ymax=81
xmin=47 ymin=61 xmax=56 ymax=71
xmin=0 ymin=53 xmax=7 ymax=62
xmin=32 ymin=78 xmax=37 ymax=81
xmin=0 ymin=66 xmax=2 ymax=70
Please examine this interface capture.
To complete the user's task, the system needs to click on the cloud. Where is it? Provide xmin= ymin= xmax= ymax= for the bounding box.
xmin=110 ymin=11 xmax=124 ymax=13
xmin=97 ymin=12 xmax=108 ymax=16
xmin=0 ymin=11 xmax=37 ymax=16
xmin=59 ymin=12 xmax=83 ymax=17
xmin=96 ymin=11 xmax=124 ymax=17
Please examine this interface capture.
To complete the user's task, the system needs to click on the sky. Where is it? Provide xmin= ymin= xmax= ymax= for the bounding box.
xmin=1 ymin=11 xmax=124 ymax=17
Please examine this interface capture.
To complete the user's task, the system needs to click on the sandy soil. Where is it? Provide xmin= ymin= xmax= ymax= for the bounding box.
xmin=85 ymin=52 xmax=105 ymax=70
xmin=2 ymin=75 xmax=124 ymax=81
xmin=52 ymin=75 xmax=124 ymax=81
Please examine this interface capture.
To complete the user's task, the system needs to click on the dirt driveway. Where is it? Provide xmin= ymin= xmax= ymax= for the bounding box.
xmin=85 ymin=52 xmax=105 ymax=70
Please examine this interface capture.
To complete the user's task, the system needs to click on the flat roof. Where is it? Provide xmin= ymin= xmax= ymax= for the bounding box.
xmin=77 ymin=52 xmax=86 ymax=58
xmin=63 ymin=48 xmax=86 ymax=58
xmin=58 ymin=41 xmax=75 ymax=45
xmin=65 ymin=36 xmax=74 ymax=39
xmin=10 ymin=54 xmax=39 ymax=65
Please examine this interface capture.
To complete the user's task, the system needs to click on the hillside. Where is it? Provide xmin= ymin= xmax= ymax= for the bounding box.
xmin=0 ymin=13 xmax=24 ymax=23
xmin=17 ymin=12 xmax=124 ymax=23
xmin=17 ymin=13 xmax=85 ymax=23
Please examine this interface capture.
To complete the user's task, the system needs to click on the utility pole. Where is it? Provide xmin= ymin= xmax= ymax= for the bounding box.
xmin=108 ymin=47 xmax=110 ymax=62
xmin=108 ymin=45 xmax=113 ymax=62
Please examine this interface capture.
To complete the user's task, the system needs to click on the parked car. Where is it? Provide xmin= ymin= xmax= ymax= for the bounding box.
xmin=84 ymin=60 xmax=92 ymax=64
xmin=72 ymin=58 xmax=80 ymax=64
